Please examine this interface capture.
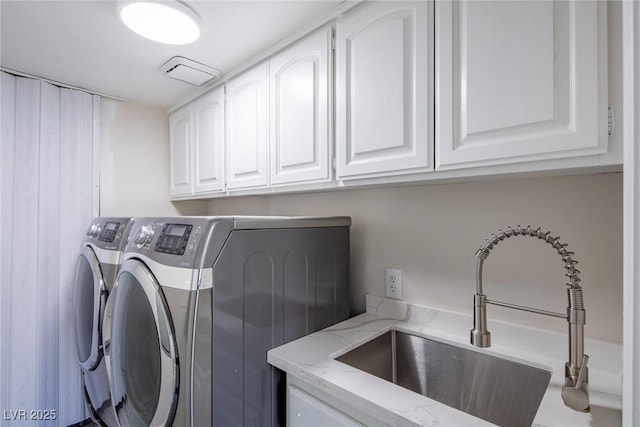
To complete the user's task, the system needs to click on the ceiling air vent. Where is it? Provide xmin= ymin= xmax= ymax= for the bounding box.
xmin=160 ymin=56 xmax=220 ymax=86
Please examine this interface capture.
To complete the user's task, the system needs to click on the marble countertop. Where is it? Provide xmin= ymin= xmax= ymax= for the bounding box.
xmin=268 ymin=295 xmax=622 ymax=426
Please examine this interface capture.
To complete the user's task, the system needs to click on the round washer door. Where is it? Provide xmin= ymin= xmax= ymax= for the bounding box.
xmin=72 ymin=245 xmax=105 ymax=370
xmin=105 ymin=258 xmax=178 ymax=427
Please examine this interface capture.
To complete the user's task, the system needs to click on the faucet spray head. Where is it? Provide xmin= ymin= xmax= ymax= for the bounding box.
xmin=471 ymin=293 xmax=491 ymax=347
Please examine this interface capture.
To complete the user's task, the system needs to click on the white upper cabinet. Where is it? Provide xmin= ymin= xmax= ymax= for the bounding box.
xmin=335 ymin=1 xmax=434 ymax=180
xmin=226 ymin=63 xmax=269 ymax=191
xmin=169 ymin=1 xmax=614 ymax=200
xmin=169 ymin=87 xmax=225 ymax=198
xmin=193 ymin=88 xmax=225 ymax=193
xmin=270 ymin=29 xmax=332 ymax=186
xmin=436 ymin=1 xmax=608 ymax=169
xmin=169 ymin=106 xmax=192 ymax=197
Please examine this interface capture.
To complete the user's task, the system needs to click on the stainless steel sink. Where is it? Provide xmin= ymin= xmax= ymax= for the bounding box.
xmin=336 ymin=330 xmax=552 ymax=427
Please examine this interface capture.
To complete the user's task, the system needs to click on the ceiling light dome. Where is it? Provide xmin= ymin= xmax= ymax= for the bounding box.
xmin=118 ymin=0 xmax=201 ymax=45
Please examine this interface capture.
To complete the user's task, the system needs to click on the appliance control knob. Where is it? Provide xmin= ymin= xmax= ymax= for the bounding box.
xmin=87 ymin=223 xmax=101 ymax=237
xmin=134 ymin=225 xmax=154 ymax=247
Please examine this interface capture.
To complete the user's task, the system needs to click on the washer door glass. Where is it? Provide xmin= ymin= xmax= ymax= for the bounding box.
xmin=108 ymin=260 xmax=178 ymax=427
xmin=72 ymin=246 xmax=104 ymax=369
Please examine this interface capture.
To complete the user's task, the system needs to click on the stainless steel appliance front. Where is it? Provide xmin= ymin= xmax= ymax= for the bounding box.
xmin=104 ymin=216 xmax=351 ymax=427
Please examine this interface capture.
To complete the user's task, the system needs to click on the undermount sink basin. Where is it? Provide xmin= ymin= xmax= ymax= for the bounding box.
xmin=336 ymin=330 xmax=552 ymax=427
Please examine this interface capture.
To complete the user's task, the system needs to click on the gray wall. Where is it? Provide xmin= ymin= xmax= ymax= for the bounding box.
xmin=207 ymin=173 xmax=623 ymax=343
xmin=100 ymin=98 xmax=208 ymax=217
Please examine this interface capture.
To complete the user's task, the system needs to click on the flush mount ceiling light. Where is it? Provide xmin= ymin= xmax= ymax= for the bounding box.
xmin=118 ymin=0 xmax=201 ymax=45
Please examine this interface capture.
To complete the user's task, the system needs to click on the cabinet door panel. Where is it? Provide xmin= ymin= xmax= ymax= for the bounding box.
xmin=271 ymin=29 xmax=331 ymax=185
xmin=288 ymin=386 xmax=364 ymax=427
xmin=336 ymin=2 xmax=433 ymax=179
xmin=194 ymin=87 xmax=225 ymax=193
xmin=278 ymin=61 xmax=315 ymax=163
xmin=169 ymin=107 xmax=192 ymax=196
xmin=437 ymin=1 xmax=607 ymax=168
xmin=350 ymin=17 xmax=405 ymax=154
xmin=465 ymin=2 xmax=555 ymax=134
xmin=226 ymin=64 xmax=269 ymax=190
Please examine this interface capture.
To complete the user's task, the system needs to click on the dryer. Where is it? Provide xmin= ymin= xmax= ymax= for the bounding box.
xmin=103 ymin=216 xmax=351 ymax=427
xmin=72 ymin=217 xmax=134 ymax=427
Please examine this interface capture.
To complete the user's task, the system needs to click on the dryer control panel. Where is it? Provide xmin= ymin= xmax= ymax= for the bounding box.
xmin=125 ymin=217 xmax=234 ymax=269
xmin=155 ymin=224 xmax=193 ymax=256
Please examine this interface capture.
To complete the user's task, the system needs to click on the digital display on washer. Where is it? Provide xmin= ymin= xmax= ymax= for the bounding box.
xmin=166 ymin=224 xmax=188 ymax=237
xmin=156 ymin=224 xmax=192 ymax=255
xmin=99 ymin=222 xmax=120 ymax=242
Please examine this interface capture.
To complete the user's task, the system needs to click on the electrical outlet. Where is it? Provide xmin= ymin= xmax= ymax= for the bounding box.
xmin=385 ymin=268 xmax=403 ymax=299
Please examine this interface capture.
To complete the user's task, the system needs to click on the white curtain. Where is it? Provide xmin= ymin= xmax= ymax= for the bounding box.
xmin=1 ymin=71 xmax=99 ymax=426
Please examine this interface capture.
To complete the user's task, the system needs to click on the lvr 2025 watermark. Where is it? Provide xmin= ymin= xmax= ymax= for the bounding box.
xmin=3 ymin=409 xmax=57 ymax=421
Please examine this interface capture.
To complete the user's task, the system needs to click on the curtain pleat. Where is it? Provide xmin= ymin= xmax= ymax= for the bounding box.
xmin=1 ymin=71 xmax=99 ymax=426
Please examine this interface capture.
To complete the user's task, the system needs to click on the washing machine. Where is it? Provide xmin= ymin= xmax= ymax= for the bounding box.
xmin=72 ymin=217 xmax=134 ymax=427
xmin=103 ymin=216 xmax=351 ymax=427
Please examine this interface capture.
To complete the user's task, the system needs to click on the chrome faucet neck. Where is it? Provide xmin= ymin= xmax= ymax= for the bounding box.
xmin=470 ymin=225 xmax=590 ymax=412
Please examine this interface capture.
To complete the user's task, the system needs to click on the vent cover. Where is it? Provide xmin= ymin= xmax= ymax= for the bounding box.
xmin=160 ymin=56 xmax=220 ymax=86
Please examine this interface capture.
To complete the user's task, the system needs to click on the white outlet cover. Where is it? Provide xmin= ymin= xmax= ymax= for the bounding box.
xmin=385 ymin=268 xmax=403 ymax=299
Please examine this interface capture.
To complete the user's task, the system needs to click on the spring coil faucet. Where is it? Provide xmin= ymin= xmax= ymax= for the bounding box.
xmin=470 ymin=225 xmax=590 ymax=412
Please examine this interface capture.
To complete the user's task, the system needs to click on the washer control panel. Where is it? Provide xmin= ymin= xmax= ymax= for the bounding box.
xmin=98 ymin=221 xmax=121 ymax=243
xmin=155 ymin=223 xmax=193 ymax=256
xmin=85 ymin=217 xmax=133 ymax=251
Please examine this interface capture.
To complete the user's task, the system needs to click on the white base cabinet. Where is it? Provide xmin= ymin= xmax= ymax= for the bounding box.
xmin=436 ymin=0 xmax=608 ymax=169
xmin=286 ymin=377 xmax=389 ymax=427
xmin=169 ymin=86 xmax=225 ymax=198
xmin=288 ymin=385 xmax=363 ymax=427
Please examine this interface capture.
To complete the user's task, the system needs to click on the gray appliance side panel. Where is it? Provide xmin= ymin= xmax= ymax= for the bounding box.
xmin=193 ymin=288 xmax=213 ymax=427
xmin=212 ymin=226 xmax=350 ymax=427
xmin=162 ymin=287 xmax=198 ymax=427
xmin=100 ymin=262 xmax=119 ymax=291
xmin=82 ymin=360 xmax=117 ymax=426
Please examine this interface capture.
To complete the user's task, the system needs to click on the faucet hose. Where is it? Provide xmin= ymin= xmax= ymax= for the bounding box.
xmin=475 ymin=225 xmax=581 ymax=295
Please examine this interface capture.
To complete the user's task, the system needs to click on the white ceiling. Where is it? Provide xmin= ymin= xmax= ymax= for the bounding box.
xmin=0 ymin=0 xmax=346 ymax=109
